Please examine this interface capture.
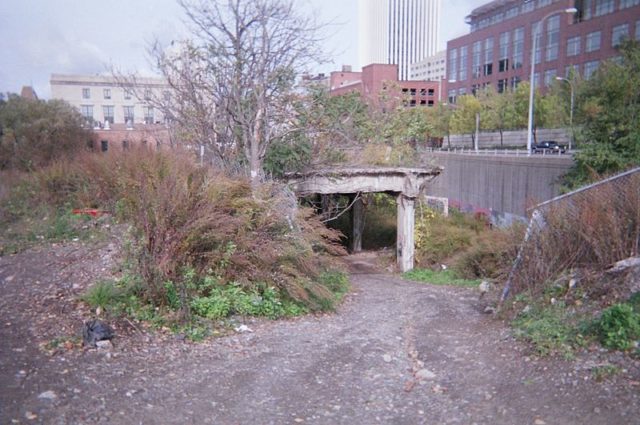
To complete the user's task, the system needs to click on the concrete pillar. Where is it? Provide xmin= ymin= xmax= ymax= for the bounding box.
xmin=350 ymin=196 xmax=364 ymax=253
xmin=396 ymin=194 xmax=415 ymax=272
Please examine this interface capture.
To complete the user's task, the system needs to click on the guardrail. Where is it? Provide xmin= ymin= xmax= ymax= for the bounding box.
xmin=423 ymin=147 xmax=572 ymax=157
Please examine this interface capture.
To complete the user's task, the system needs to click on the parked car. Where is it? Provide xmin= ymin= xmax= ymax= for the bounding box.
xmin=532 ymin=141 xmax=566 ymax=154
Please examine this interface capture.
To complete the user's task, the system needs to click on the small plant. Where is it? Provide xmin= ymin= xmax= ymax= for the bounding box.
xmin=81 ymin=280 xmax=123 ymax=312
xmin=595 ymin=303 xmax=640 ymax=351
xmin=512 ymin=302 xmax=583 ymax=357
xmin=404 ymin=268 xmax=481 ymax=288
xmin=318 ymin=271 xmax=350 ymax=301
xmin=591 ymin=364 xmax=621 ymax=382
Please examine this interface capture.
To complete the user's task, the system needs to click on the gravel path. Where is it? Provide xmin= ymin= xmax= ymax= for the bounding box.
xmin=1 ymin=245 xmax=639 ymax=424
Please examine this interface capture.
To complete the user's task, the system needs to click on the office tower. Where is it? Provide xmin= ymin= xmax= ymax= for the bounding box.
xmin=359 ymin=0 xmax=441 ymax=80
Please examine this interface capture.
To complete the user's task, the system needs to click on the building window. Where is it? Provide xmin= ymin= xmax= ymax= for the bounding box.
xmin=620 ymin=0 xmax=640 ymax=8
xmin=103 ymin=105 xmax=114 ymax=124
xmin=582 ymin=0 xmax=593 ymax=20
xmin=584 ymin=60 xmax=599 ymax=78
xmin=428 ymin=89 xmax=435 ymax=96
xmin=448 ymin=48 xmax=458 ymax=81
xmin=533 ymin=72 xmax=540 ymax=90
xmin=538 ymin=0 xmax=552 ymax=7
xmin=612 ymin=24 xmax=629 ymax=47
xmin=80 ymin=105 xmax=93 ymax=121
xmin=82 ymin=88 xmax=90 ymax=99
xmin=512 ymin=27 xmax=524 ymax=69
xmin=497 ymin=78 xmax=508 ymax=93
xmin=567 ymin=36 xmax=581 ymax=56
xmin=546 ymin=15 xmax=560 ymax=62
xmin=472 ymin=41 xmax=482 ymax=78
xmin=522 ymin=1 xmax=534 ymax=12
xmin=483 ymin=37 xmax=493 ymax=76
xmin=499 ymin=32 xmax=509 ymax=72
xmin=122 ymin=140 xmax=129 ymax=150
xmin=448 ymin=89 xmax=457 ymax=104
xmin=124 ymin=88 xmax=132 ymax=100
xmin=533 ymin=21 xmax=543 ymax=64
xmin=586 ymin=31 xmax=601 ymax=52
xmin=101 ymin=140 xmax=108 ymax=152
xmin=123 ymin=106 xmax=134 ymax=125
xmin=459 ymin=46 xmax=468 ymax=81
xmin=565 ymin=64 xmax=580 ymax=78
xmin=595 ymin=0 xmax=614 ymax=16
xmin=544 ymin=69 xmax=557 ymax=87
xmin=103 ymin=88 xmax=111 ymax=100
xmin=144 ymin=89 xmax=152 ymax=100
xmin=142 ymin=106 xmax=154 ymax=124
xmin=163 ymin=90 xmax=171 ymax=102
xmin=428 ymin=100 xmax=434 ymax=107
xmin=505 ymin=6 xmax=518 ymax=19
xmin=511 ymin=76 xmax=521 ymax=89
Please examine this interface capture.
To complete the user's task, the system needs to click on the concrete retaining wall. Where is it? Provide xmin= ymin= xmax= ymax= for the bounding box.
xmin=445 ymin=128 xmax=570 ymax=149
xmin=423 ymin=152 xmax=573 ymax=219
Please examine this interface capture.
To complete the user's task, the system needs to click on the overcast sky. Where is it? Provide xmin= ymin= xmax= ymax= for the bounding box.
xmin=0 ymin=0 xmax=486 ymax=98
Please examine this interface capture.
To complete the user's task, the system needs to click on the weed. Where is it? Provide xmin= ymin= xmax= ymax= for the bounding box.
xmin=591 ymin=364 xmax=621 ymax=382
xmin=594 ymin=303 xmax=640 ymax=351
xmin=81 ymin=280 xmax=123 ymax=312
xmin=404 ymin=268 xmax=481 ymax=288
xmin=318 ymin=271 xmax=350 ymax=300
xmin=512 ymin=302 xmax=584 ymax=357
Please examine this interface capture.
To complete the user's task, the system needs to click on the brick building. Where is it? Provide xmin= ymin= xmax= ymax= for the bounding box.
xmin=330 ymin=63 xmax=441 ymax=108
xmin=446 ymin=0 xmax=640 ymax=103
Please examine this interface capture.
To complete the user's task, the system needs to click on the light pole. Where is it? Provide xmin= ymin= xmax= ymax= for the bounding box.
xmin=526 ymin=7 xmax=577 ymax=155
xmin=555 ymin=76 xmax=575 ymax=151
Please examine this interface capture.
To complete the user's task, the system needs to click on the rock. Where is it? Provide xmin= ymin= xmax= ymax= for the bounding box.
xmin=96 ymin=340 xmax=113 ymax=350
xmin=234 ymin=324 xmax=253 ymax=333
xmin=479 ymin=280 xmax=490 ymax=294
xmin=38 ymin=390 xmax=57 ymax=400
xmin=25 ymin=411 xmax=37 ymax=420
xmin=534 ymin=419 xmax=546 ymax=425
xmin=415 ymin=369 xmax=436 ymax=380
xmin=382 ymin=354 xmax=392 ymax=363
xmin=483 ymin=306 xmax=496 ymax=314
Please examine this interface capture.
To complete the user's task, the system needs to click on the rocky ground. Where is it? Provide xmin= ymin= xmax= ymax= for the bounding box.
xmin=1 ymin=235 xmax=639 ymax=425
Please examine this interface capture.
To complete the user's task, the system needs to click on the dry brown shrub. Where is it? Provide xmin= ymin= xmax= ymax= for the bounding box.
xmin=17 ymin=147 xmax=346 ymax=310
xmin=509 ymin=171 xmax=640 ymax=298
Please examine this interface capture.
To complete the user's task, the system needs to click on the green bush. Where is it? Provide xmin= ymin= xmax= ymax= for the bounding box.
xmin=595 ymin=303 xmax=640 ymax=351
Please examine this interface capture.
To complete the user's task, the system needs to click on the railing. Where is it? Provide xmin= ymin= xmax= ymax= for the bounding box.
xmin=423 ymin=147 xmax=572 ymax=157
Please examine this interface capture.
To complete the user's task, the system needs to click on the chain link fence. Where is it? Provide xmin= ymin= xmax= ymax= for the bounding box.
xmin=503 ymin=167 xmax=640 ymax=300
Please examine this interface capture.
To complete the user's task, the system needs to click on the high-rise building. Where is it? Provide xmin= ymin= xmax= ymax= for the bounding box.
xmin=358 ymin=0 xmax=441 ymax=80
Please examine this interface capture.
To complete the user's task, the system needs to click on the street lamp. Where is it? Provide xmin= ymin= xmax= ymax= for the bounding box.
xmin=526 ymin=7 xmax=577 ymax=155
xmin=555 ymin=76 xmax=575 ymax=151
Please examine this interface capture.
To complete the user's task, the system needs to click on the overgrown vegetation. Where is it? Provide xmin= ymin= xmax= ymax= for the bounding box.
xmin=1 ymin=148 xmax=349 ymax=334
xmin=506 ymin=171 xmax=640 ymax=356
xmin=0 ymin=95 xmax=91 ymax=171
xmin=413 ymin=207 xmax=522 ymax=281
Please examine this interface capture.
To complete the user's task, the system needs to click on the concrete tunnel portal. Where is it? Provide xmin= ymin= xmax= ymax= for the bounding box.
xmin=286 ymin=167 xmax=443 ymax=272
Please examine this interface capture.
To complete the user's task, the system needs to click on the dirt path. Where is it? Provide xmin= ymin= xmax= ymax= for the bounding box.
xmin=1 ymin=244 xmax=639 ymax=424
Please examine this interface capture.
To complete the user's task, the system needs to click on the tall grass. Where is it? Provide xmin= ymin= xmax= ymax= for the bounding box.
xmin=3 ymin=147 xmax=347 ymax=315
xmin=510 ymin=172 xmax=640 ymax=298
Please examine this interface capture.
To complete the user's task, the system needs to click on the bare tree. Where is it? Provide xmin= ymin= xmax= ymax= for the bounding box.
xmin=147 ymin=0 xmax=325 ymax=183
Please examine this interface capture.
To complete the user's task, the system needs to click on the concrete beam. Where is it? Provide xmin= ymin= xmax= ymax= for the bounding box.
xmin=286 ymin=167 xmax=441 ymax=197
